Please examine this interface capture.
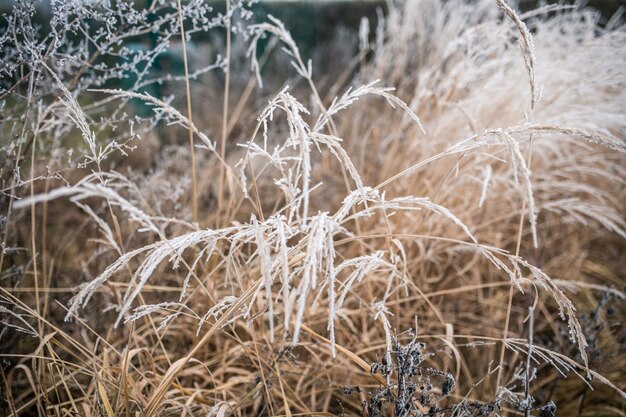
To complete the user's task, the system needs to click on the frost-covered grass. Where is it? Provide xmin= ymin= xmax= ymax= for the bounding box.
xmin=1 ymin=0 xmax=625 ymax=416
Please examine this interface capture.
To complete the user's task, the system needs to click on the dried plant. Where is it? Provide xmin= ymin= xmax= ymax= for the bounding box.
xmin=1 ymin=0 xmax=625 ymax=416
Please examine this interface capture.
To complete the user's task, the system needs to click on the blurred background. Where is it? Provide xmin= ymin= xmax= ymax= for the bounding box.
xmin=1 ymin=0 xmax=621 ymax=104
xmin=1 ymin=0 xmax=622 ymax=168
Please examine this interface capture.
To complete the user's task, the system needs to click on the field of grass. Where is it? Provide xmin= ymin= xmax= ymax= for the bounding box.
xmin=1 ymin=0 xmax=625 ymax=416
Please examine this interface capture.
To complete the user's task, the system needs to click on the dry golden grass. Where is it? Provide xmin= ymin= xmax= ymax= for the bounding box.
xmin=1 ymin=1 xmax=625 ymax=416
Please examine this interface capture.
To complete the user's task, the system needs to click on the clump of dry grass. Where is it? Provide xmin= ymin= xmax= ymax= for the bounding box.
xmin=1 ymin=0 xmax=625 ymax=416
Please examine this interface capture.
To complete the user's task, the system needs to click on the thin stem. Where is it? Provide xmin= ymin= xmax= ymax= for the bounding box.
xmin=30 ymin=127 xmax=40 ymax=322
xmin=217 ymin=0 xmax=231 ymax=227
xmin=524 ymin=306 xmax=534 ymax=417
xmin=496 ymin=135 xmax=535 ymax=392
xmin=496 ymin=0 xmax=539 ymax=392
xmin=176 ymin=0 xmax=198 ymax=224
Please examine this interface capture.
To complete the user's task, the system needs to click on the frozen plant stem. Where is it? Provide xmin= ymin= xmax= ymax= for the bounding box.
xmin=177 ymin=0 xmax=198 ymax=224
xmin=525 ymin=306 xmax=534 ymax=417
xmin=497 ymin=135 xmax=535 ymax=392
xmin=30 ymin=141 xmax=40 ymax=328
xmin=24 ymin=71 xmax=41 ymax=330
xmin=217 ymin=0 xmax=231 ymax=227
xmin=495 ymin=0 xmax=538 ymax=391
